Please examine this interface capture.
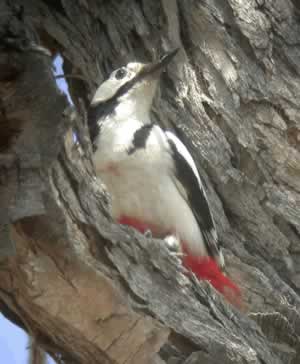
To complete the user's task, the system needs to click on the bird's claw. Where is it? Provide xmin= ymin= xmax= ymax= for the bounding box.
xmin=164 ymin=235 xmax=182 ymax=255
xmin=144 ymin=229 xmax=153 ymax=239
xmin=169 ymin=251 xmax=186 ymax=258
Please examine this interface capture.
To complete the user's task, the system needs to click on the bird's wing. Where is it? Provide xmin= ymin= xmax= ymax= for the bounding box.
xmin=165 ymin=131 xmax=224 ymax=267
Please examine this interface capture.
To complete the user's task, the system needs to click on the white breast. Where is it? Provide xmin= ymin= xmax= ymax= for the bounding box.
xmin=93 ymin=121 xmax=207 ymax=257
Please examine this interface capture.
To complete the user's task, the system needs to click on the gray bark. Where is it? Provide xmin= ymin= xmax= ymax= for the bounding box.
xmin=29 ymin=337 xmax=46 ymax=364
xmin=0 ymin=0 xmax=300 ymax=363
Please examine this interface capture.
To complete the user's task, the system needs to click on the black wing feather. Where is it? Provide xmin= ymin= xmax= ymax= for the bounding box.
xmin=166 ymin=132 xmax=222 ymax=263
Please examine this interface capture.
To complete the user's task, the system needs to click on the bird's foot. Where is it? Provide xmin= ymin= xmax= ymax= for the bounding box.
xmin=144 ymin=229 xmax=153 ymax=239
xmin=164 ymin=235 xmax=185 ymax=257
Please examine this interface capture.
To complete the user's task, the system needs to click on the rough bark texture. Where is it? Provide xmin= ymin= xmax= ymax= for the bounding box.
xmin=0 ymin=0 xmax=300 ymax=363
xmin=29 ymin=337 xmax=46 ymax=364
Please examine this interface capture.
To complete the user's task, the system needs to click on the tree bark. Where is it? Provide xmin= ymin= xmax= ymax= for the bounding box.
xmin=29 ymin=337 xmax=46 ymax=364
xmin=0 ymin=0 xmax=300 ymax=363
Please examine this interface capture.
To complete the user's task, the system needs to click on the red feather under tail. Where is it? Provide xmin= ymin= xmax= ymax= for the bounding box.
xmin=118 ymin=216 xmax=242 ymax=307
xmin=181 ymin=245 xmax=242 ymax=307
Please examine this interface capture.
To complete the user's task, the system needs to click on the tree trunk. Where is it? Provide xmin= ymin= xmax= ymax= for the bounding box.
xmin=1 ymin=0 xmax=300 ymax=363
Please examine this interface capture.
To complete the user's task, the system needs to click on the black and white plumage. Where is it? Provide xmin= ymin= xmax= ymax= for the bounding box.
xmin=88 ymin=50 xmax=224 ymax=270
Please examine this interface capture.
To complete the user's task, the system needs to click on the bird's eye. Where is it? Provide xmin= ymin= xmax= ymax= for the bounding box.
xmin=115 ymin=67 xmax=127 ymax=80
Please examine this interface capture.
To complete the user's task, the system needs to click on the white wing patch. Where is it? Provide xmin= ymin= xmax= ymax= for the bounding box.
xmin=165 ymin=132 xmax=204 ymax=192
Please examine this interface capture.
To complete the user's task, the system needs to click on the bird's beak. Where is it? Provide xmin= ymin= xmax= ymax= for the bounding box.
xmin=139 ymin=48 xmax=179 ymax=79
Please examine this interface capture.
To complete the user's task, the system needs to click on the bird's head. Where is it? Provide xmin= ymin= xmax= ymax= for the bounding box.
xmin=89 ymin=49 xmax=178 ymax=122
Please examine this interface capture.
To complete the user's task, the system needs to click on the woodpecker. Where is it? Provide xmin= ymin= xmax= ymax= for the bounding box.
xmin=88 ymin=50 xmax=241 ymax=305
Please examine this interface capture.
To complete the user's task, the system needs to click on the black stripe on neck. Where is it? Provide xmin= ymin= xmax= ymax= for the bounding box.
xmin=87 ymin=97 xmax=119 ymax=151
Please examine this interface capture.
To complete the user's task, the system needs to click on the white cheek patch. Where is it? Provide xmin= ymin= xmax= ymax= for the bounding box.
xmin=91 ymin=70 xmax=136 ymax=105
xmin=91 ymin=79 xmax=120 ymax=105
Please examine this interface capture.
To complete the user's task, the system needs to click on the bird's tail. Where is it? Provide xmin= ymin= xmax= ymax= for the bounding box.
xmin=181 ymin=247 xmax=242 ymax=308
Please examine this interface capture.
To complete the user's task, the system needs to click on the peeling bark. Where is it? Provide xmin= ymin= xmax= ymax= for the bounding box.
xmin=0 ymin=0 xmax=300 ymax=363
